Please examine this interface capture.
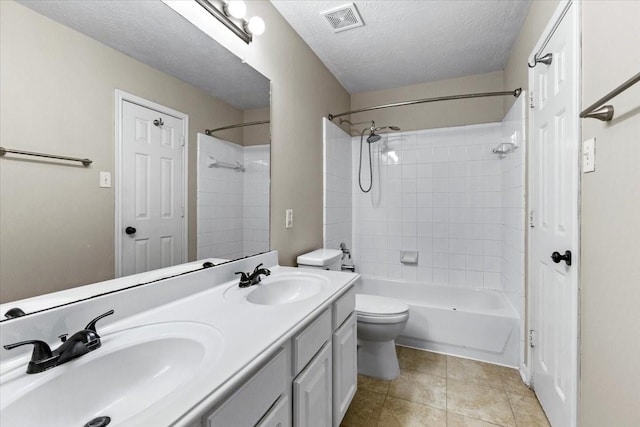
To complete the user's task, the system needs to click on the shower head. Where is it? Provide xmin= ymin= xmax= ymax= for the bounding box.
xmin=366 ymin=133 xmax=382 ymax=143
xmin=366 ymin=121 xmax=400 ymax=143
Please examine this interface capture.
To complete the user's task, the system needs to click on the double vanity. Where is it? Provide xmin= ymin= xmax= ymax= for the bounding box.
xmin=0 ymin=251 xmax=358 ymax=426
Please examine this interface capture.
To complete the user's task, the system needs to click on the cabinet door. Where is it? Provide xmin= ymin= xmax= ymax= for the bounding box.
xmin=293 ymin=342 xmax=332 ymax=427
xmin=332 ymin=313 xmax=357 ymax=427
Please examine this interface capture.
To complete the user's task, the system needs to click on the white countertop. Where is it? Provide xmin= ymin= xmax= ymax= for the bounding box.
xmin=0 ymin=252 xmax=359 ymax=426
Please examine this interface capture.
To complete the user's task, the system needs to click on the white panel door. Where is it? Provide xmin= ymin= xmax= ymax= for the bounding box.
xmin=529 ymin=2 xmax=579 ymax=426
xmin=294 ymin=342 xmax=333 ymax=427
xmin=121 ymin=101 xmax=185 ymax=276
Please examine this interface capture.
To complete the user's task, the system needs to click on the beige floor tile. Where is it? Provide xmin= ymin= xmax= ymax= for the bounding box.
xmin=358 ymin=374 xmax=392 ymax=396
xmin=447 ymin=378 xmax=516 ymax=427
xmin=499 ymin=369 xmax=534 ymax=398
xmin=341 ymin=388 xmax=387 ymax=427
xmin=447 ymin=356 xmax=507 ymax=389
xmin=507 ymin=392 xmax=550 ymax=427
xmin=377 ymin=396 xmax=447 ymax=427
xmin=397 ymin=346 xmax=447 ymax=378
xmin=447 ymin=412 xmax=503 ymax=426
xmin=388 ymin=369 xmax=447 ymax=409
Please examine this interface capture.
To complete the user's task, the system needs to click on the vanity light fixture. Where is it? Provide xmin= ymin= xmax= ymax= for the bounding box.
xmin=195 ymin=0 xmax=265 ymax=44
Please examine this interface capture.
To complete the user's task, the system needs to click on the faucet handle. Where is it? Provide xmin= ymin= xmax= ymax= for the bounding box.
xmin=252 ymin=263 xmax=264 ymax=274
xmin=235 ymin=271 xmax=251 ymax=287
xmin=84 ymin=310 xmax=115 ymax=334
xmin=3 ymin=340 xmax=53 ymax=360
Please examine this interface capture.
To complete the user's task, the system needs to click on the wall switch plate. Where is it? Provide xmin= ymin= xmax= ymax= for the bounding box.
xmin=583 ymin=138 xmax=595 ymax=173
xmin=285 ymin=209 xmax=293 ymax=228
xmin=99 ymin=171 xmax=112 ymax=188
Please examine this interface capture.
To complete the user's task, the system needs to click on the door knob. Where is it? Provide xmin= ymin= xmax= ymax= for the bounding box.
xmin=125 ymin=226 xmax=136 ymax=235
xmin=551 ymin=250 xmax=572 ymax=266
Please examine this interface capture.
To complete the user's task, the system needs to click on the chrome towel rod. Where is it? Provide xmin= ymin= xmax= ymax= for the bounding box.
xmin=580 ymin=72 xmax=640 ymax=122
xmin=207 ymin=156 xmax=245 ymax=172
xmin=205 ymin=120 xmax=270 ymax=135
xmin=328 ymin=89 xmax=522 ymax=121
xmin=0 ymin=146 xmax=92 ymax=167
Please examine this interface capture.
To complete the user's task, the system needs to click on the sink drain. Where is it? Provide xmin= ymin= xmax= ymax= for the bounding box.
xmin=84 ymin=416 xmax=111 ymax=427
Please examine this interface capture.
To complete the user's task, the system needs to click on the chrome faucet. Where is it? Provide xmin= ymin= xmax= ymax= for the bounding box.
xmin=236 ymin=263 xmax=271 ymax=288
xmin=3 ymin=310 xmax=114 ymax=374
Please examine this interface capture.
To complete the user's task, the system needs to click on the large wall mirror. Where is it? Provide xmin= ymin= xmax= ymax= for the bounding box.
xmin=0 ymin=0 xmax=270 ymax=319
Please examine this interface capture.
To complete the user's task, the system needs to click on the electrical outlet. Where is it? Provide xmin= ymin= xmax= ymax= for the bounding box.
xmin=99 ymin=171 xmax=112 ymax=188
xmin=285 ymin=209 xmax=293 ymax=228
xmin=583 ymin=138 xmax=595 ymax=173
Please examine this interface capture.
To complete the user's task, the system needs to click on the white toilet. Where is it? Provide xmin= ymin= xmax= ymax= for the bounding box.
xmin=297 ymin=249 xmax=410 ymax=380
xmin=355 ymin=294 xmax=409 ymax=380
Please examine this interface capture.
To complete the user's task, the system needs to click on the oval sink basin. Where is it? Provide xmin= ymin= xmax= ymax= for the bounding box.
xmin=0 ymin=322 xmax=224 ymax=426
xmin=246 ymin=273 xmax=329 ymax=305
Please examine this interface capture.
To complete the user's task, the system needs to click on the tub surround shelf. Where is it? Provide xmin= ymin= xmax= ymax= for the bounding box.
xmin=0 ymin=252 xmax=359 ymax=426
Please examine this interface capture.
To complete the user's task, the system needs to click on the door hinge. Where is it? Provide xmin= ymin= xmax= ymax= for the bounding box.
xmin=529 ymin=329 xmax=535 ymax=348
xmin=181 ymin=206 xmax=185 ymax=218
xmin=181 ymin=137 xmax=185 ymax=147
xmin=529 ymin=92 xmax=535 ymax=109
xmin=529 ymin=210 xmax=535 ymax=228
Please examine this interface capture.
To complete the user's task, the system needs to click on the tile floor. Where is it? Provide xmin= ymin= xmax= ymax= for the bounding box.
xmin=341 ymin=346 xmax=550 ymax=427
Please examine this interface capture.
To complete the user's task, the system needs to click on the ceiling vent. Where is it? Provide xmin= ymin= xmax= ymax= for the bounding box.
xmin=321 ymin=3 xmax=364 ymax=33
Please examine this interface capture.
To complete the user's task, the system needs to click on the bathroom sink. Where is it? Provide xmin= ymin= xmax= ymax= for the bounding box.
xmin=246 ymin=273 xmax=329 ymax=305
xmin=0 ymin=322 xmax=224 ymax=426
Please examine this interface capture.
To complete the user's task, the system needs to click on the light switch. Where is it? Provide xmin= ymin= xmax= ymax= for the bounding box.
xmin=285 ymin=209 xmax=293 ymax=228
xmin=583 ymin=138 xmax=595 ymax=173
xmin=99 ymin=171 xmax=112 ymax=188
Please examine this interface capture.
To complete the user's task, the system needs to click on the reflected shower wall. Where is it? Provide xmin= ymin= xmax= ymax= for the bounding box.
xmin=197 ymin=133 xmax=269 ymax=260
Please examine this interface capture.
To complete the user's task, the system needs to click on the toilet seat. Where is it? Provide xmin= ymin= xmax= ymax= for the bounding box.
xmin=356 ymin=294 xmax=409 ymax=324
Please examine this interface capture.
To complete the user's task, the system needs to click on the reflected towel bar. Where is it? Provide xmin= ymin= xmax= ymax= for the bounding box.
xmin=0 ymin=146 xmax=92 ymax=166
xmin=580 ymin=72 xmax=640 ymax=122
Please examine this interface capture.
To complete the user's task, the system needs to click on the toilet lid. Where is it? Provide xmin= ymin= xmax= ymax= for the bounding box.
xmin=356 ymin=294 xmax=409 ymax=316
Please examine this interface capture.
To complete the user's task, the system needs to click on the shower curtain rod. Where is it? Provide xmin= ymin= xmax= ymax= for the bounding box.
xmin=205 ymin=120 xmax=270 ymax=135
xmin=328 ymin=88 xmax=522 ymax=121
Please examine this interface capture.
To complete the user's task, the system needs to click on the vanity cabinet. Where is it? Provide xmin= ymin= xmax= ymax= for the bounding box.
xmin=192 ymin=285 xmax=356 ymax=427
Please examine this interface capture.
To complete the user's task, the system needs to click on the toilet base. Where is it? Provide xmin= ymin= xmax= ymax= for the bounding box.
xmin=357 ymin=340 xmax=400 ymax=380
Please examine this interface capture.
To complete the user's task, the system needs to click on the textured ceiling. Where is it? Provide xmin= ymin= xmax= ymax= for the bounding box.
xmin=18 ymin=0 xmax=270 ymax=110
xmin=271 ymin=0 xmax=531 ymax=93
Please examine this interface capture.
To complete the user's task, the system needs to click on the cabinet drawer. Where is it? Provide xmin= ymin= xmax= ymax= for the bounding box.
xmin=206 ymin=349 xmax=286 ymax=427
xmin=256 ymin=395 xmax=290 ymax=427
xmin=332 ymin=286 xmax=355 ymax=329
xmin=293 ymin=309 xmax=331 ymax=375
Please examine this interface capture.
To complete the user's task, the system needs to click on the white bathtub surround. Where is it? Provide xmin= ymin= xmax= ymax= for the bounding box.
xmin=0 ymin=251 xmax=358 ymax=426
xmin=197 ymin=134 xmax=269 ymax=259
xmin=352 ymin=123 xmax=504 ymax=287
xmin=358 ymin=276 xmax=519 ymax=366
xmin=323 ymin=118 xmax=352 ymax=252
xmin=500 ymin=94 xmax=527 ymax=367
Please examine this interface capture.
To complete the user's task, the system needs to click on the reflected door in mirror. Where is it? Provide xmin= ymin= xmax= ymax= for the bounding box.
xmin=120 ymin=101 xmax=186 ymax=276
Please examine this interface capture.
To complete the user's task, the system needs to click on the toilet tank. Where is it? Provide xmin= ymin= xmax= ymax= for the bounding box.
xmin=297 ymin=249 xmax=342 ymax=271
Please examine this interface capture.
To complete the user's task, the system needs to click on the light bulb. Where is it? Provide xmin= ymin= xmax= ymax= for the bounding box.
xmin=225 ymin=0 xmax=246 ymax=19
xmin=247 ymin=16 xmax=265 ymax=36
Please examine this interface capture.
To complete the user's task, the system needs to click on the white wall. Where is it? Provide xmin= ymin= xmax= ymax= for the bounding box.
xmin=323 ymin=119 xmax=352 ymax=252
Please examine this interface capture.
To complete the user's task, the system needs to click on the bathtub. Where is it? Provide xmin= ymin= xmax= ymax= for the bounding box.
xmin=356 ymin=276 xmax=520 ymax=367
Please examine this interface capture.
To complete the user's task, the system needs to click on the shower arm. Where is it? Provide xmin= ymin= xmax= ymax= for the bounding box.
xmin=328 ymin=88 xmax=522 ymax=121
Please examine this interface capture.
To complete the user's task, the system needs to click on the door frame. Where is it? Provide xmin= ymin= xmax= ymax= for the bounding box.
xmin=526 ymin=0 xmax=581 ymax=423
xmin=114 ymin=90 xmax=189 ymax=278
